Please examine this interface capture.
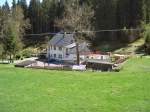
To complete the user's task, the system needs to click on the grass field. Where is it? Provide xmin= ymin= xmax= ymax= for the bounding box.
xmin=0 ymin=57 xmax=150 ymax=112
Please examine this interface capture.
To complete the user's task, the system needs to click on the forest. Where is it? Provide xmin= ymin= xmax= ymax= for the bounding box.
xmin=0 ymin=0 xmax=150 ymax=60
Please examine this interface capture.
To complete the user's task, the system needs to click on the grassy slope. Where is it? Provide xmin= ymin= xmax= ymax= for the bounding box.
xmin=0 ymin=57 xmax=150 ymax=112
xmin=114 ymin=38 xmax=145 ymax=54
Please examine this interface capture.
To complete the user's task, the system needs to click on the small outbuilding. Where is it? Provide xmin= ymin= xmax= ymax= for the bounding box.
xmin=85 ymin=59 xmax=114 ymax=71
xmin=15 ymin=60 xmax=36 ymax=68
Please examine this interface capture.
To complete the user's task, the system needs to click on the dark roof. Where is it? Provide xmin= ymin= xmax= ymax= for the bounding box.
xmin=69 ymin=42 xmax=91 ymax=54
xmin=86 ymin=59 xmax=114 ymax=65
xmin=49 ymin=33 xmax=74 ymax=46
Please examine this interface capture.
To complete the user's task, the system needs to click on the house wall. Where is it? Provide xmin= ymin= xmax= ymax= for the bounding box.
xmin=63 ymin=54 xmax=77 ymax=61
xmin=47 ymin=45 xmax=85 ymax=62
xmin=86 ymin=54 xmax=110 ymax=60
xmin=47 ymin=44 xmax=111 ymax=63
xmin=47 ymin=45 xmax=75 ymax=61
xmin=47 ymin=45 xmax=66 ymax=60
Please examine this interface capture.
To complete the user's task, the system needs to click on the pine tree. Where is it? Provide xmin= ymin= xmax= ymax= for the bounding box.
xmin=93 ymin=0 xmax=117 ymax=42
xmin=143 ymin=24 xmax=150 ymax=54
xmin=12 ymin=0 xmax=16 ymax=8
xmin=2 ymin=1 xmax=10 ymax=13
xmin=28 ymin=0 xmax=42 ymax=33
xmin=143 ymin=0 xmax=150 ymax=23
xmin=17 ymin=0 xmax=28 ymax=18
xmin=1 ymin=6 xmax=29 ymax=62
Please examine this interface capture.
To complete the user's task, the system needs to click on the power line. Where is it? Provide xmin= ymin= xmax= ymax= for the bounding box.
xmin=24 ymin=32 xmax=58 ymax=36
xmin=79 ymin=28 xmax=142 ymax=33
xmin=24 ymin=28 xmax=142 ymax=36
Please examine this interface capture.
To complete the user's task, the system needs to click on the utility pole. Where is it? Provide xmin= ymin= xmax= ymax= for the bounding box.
xmin=75 ymin=0 xmax=80 ymax=65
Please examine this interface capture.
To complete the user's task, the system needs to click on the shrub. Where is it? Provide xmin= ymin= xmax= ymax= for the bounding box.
xmin=143 ymin=24 xmax=150 ymax=54
xmin=15 ymin=54 xmax=22 ymax=60
xmin=22 ymin=48 xmax=34 ymax=58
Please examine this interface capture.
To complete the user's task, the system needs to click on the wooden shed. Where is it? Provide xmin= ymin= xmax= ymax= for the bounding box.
xmin=85 ymin=59 xmax=114 ymax=71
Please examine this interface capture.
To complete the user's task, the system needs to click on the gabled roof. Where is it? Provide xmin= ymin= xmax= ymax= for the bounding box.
xmin=49 ymin=33 xmax=74 ymax=47
xmin=69 ymin=42 xmax=91 ymax=54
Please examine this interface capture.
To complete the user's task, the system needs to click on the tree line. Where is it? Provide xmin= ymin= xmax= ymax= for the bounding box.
xmin=8 ymin=0 xmax=150 ymax=39
xmin=0 ymin=1 xmax=29 ymax=62
xmin=17 ymin=0 xmax=150 ymax=43
xmin=0 ymin=0 xmax=150 ymax=62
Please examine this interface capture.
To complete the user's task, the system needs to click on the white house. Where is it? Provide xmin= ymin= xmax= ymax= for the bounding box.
xmin=47 ymin=33 xmax=90 ymax=62
xmin=47 ymin=33 xmax=111 ymax=63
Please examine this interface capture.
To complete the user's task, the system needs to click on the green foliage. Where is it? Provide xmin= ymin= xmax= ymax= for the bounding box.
xmin=1 ymin=0 xmax=150 ymax=54
xmin=0 ymin=44 xmax=3 ymax=56
xmin=11 ymin=0 xmax=150 ymax=48
xmin=92 ymin=0 xmax=143 ymax=44
xmin=143 ymin=24 xmax=150 ymax=54
xmin=21 ymin=48 xmax=34 ymax=58
xmin=56 ymin=0 xmax=94 ymax=32
xmin=28 ymin=0 xmax=42 ymax=33
xmin=0 ymin=4 xmax=30 ymax=61
xmin=17 ymin=0 xmax=28 ymax=18
xmin=142 ymin=0 xmax=150 ymax=23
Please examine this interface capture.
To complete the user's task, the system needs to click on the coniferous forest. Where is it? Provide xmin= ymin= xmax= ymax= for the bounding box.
xmin=0 ymin=0 xmax=150 ymax=59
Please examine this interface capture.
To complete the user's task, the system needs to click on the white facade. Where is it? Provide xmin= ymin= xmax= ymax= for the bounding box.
xmin=47 ymin=45 xmax=88 ymax=62
xmin=47 ymin=45 xmax=76 ymax=61
xmin=47 ymin=45 xmax=110 ymax=62
xmin=86 ymin=54 xmax=110 ymax=60
xmin=47 ymin=33 xmax=110 ymax=62
xmin=47 ymin=45 xmax=64 ymax=60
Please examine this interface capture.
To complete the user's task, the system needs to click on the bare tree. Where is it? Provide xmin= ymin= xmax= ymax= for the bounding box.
xmin=55 ymin=0 xmax=94 ymax=65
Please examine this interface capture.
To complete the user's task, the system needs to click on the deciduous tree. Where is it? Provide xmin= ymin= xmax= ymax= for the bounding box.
xmin=56 ymin=0 xmax=94 ymax=65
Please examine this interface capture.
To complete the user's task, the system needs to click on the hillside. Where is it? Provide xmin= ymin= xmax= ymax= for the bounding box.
xmin=114 ymin=38 xmax=145 ymax=54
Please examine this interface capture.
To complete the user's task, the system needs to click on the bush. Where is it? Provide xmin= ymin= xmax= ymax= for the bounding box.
xmin=15 ymin=54 xmax=22 ymax=60
xmin=143 ymin=24 xmax=150 ymax=54
xmin=112 ymin=66 xmax=123 ymax=72
xmin=22 ymin=48 xmax=34 ymax=58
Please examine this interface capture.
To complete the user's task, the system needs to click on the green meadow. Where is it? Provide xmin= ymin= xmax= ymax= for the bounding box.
xmin=0 ymin=57 xmax=150 ymax=112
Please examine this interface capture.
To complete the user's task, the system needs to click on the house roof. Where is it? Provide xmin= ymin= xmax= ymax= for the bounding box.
xmin=49 ymin=33 xmax=74 ymax=47
xmin=49 ymin=33 xmax=91 ymax=54
xmin=69 ymin=42 xmax=91 ymax=54
xmin=65 ymin=43 xmax=76 ymax=48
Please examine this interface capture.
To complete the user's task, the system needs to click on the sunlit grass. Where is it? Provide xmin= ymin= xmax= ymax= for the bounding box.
xmin=0 ymin=57 xmax=150 ymax=112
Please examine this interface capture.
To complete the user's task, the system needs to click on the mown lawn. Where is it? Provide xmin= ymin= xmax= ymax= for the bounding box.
xmin=0 ymin=57 xmax=150 ymax=112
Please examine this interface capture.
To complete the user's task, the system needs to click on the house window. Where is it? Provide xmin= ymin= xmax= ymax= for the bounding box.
xmin=71 ymin=40 xmax=74 ymax=43
xmin=59 ymin=47 xmax=62 ymax=51
xmin=58 ymin=54 xmax=62 ymax=59
xmin=54 ymin=46 xmax=56 ymax=50
xmin=101 ymin=56 xmax=103 ymax=60
xmin=54 ymin=54 xmax=56 ymax=58
xmin=66 ymin=48 xmax=69 ymax=55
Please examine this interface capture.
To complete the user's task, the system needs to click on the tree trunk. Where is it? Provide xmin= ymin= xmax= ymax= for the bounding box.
xmin=10 ymin=54 xmax=11 ymax=63
xmin=76 ymin=42 xmax=80 ymax=65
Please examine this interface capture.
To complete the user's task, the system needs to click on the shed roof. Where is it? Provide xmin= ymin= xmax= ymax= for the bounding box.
xmin=86 ymin=59 xmax=114 ymax=65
